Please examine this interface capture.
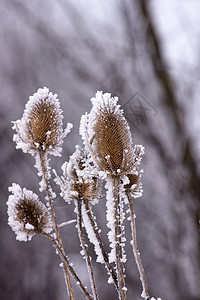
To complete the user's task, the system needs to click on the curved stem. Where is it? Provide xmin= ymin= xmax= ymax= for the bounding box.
xmin=77 ymin=200 xmax=99 ymax=300
xmin=127 ymin=192 xmax=150 ymax=300
xmin=42 ymin=231 xmax=92 ymax=300
xmin=83 ymin=199 xmax=118 ymax=290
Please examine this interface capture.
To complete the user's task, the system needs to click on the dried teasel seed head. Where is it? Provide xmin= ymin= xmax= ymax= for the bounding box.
xmin=7 ymin=183 xmax=52 ymax=241
xmin=13 ymin=87 xmax=72 ymax=156
xmin=123 ymin=145 xmax=145 ymax=198
xmin=58 ymin=146 xmax=101 ymax=203
xmin=80 ymin=91 xmax=134 ymax=176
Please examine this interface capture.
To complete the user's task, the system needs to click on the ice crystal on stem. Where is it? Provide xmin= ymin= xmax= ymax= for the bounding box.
xmin=105 ymin=178 xmax=117 ymax=263
xmin=7 ymin=183 xmax=52 ymax=241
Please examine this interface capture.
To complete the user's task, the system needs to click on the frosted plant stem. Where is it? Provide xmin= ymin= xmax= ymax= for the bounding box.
xmin=42 ymin=231 xmax=92 ymax=300
xmin=76 ymin=200 xmax=99 ymax=300
xmin=39 ymin=151 xmax=74 ymax=300
xmin=83 ymin=200 xmax=118 ymax=290
xmin=127 ymin=192 xmax=150 ymax=300
xmin=112 ymin=177 xmax=127 ymax=300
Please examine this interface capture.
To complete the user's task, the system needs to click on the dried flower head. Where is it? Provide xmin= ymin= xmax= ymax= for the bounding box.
xmin=13 ymin=87 xmax=72 ymax=156
xmin=7 ymin=183 xmax=52 ymax=241
xmin=56 ymin=146 xmax=101 ymax=203
xmin=80 ymin=91 xmax=134 ymax=176
xmin=123 ymin=145 xmax=145 ymax=198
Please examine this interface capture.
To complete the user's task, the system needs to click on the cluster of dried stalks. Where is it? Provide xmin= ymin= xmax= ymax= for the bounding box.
xmin=7 ymin=88 xmax=154 ymax=300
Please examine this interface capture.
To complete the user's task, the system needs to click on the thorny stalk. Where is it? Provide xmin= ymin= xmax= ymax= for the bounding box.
xmin=83 ymin=199 xmax=119 ymax=290
xmin=39 ymin=150 xmax=74 ymax=300
xmin=127 ymin=192 xmax=150 ymax=300
xmin=113 ymin=176 xmax=127 ymax=300
xmin=76 ymin=200 xmax=99 ymax=300
xmin=41 ymin=231 xmax=92 ymax=300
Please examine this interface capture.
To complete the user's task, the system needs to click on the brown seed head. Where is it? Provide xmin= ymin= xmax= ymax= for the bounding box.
xmin=27 ymin=98 xmax=62 ymax=150
xmin=7 ymin=184 xmax=52 ymax=241
xmin=13 ymin=87 xmax=72 ymax=155
xmin=15 ymin=197 xmax=50 ymax=234
xmin=86 ymin=92 xmax=134 ymax=176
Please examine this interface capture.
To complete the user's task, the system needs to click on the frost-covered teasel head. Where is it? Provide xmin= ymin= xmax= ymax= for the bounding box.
xmin=7 ymin=183 xmax=52 ymax=241
xmin=58 ymin=146 xmax=101 ymax=203
xmin=13 ymin=87 xmax=72 ymax=156
xmin=80 ymin=91 xmax=135 ymax=177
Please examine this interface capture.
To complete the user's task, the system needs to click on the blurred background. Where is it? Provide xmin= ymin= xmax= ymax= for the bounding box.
xmin=0 ymin=0 xmax=200 ymax=299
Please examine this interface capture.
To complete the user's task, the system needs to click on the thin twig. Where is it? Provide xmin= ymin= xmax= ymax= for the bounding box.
xmin=76 ymin=200 xmax=99 ymax=300
xmin=42 ymin=231 xmax=92 ymax=300
xmin=58 ymin=219 xmax=76 ymax=228
xmin=127 ymin=192 xmax=150 ymax=300
xmin=113 ymin=176 xmax=127 ymax=300
xmin=83 ymin=199 xmax=119 ymax=290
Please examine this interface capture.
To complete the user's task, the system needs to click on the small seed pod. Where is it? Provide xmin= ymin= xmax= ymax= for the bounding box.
xmin=124 ymin=173 xmax=140 ymax=191
xmin=13 ymin=87 xmax=72 ymax=156
xmin=60 ymin=146 xmax=101 ymax=203
xmin=124 ymin=145 xmax=145 ymax=198
xmin=7 ymin=183 xmax=52 ymax=241
xmin=70 ymin=174 xmax=101 ymax=202
xmin=81 ymin=91 xmax=135 ymax=176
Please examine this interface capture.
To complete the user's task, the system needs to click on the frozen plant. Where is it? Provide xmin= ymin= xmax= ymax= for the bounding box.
xmin=7 ymin=183 xmax=52 ymax=242
xmin=80 ymin=91 xmax=149 ymax=300
xmin=7 ymin=88 xmax=161 ymax=300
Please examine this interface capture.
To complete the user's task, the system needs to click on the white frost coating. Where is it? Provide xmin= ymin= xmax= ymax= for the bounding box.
xmin=7 ymin=183 xmax=52 ymax=242
xmin=80 ymin=250 xmax=85 ymax=256
xmin=58 ymin=219 xmax=76 ymax=228
xmin=79 ymin=114 xmax=88 ymax=146
xmin=133 ymin=144 xmax=145 ymax=166
xmin=118 ymin=190 xmax=127 ymax=263
xmin=107 ymin=276 xmax=114 ymax=284
xmin=81 ymin=204 xmax=104 ymax=263
xmin=25 ymin=223 xmax=34 ymax=230
xmin=90 ymin=91 xmax=119 ymax=114
xmin=141 ymin=290 xmax=148 ymax=299
xmin=105 ymin=178 xmax=116 ymax=263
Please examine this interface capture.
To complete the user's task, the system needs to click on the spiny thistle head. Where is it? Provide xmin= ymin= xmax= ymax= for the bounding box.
xmin=80 ymin=91 xmax=134 ymax=176
xmin=13 ymin=87 xmax=72 ymax=156
xmin=58 ymin=146 xmax=101 ymax=203
xmin=7 ymin=183 xmax=52 ymax=241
